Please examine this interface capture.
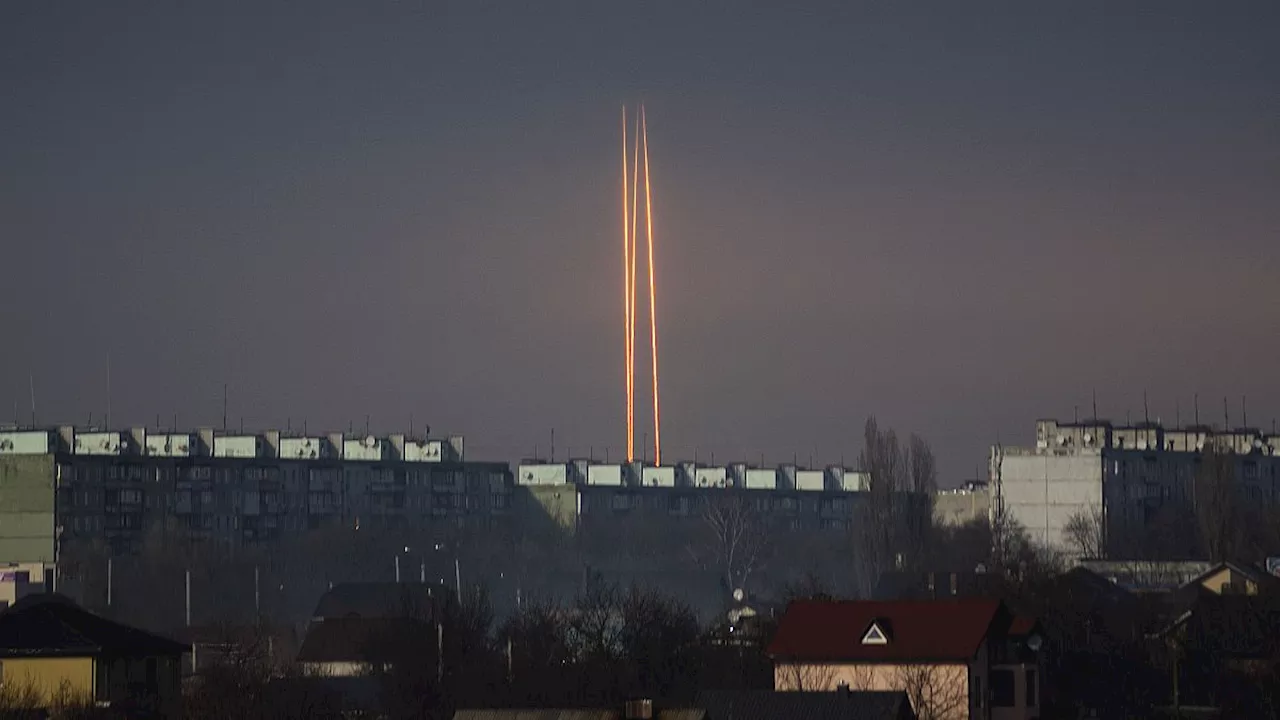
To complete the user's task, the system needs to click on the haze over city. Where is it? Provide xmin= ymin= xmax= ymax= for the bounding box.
xmin=3 ymin=1 xmax=1278 ymax=480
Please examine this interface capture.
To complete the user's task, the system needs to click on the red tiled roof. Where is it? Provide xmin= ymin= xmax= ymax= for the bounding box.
xmin=768 ymin=598 xmax=1003 ymax=663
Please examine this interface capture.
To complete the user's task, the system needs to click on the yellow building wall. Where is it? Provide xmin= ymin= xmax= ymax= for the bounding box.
xmin=776 ymin=662 xmax=970 ymax=720
xmin=1199 ymin=567 xmax=1259 ymax=595
xmin=0 ymin=657 xmax=95 ymax=704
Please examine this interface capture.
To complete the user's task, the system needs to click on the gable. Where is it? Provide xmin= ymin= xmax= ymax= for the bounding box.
xmin=1197 ymin=564 xmax=1261 ymax=596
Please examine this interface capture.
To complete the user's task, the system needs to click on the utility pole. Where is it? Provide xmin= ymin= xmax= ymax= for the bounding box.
xmin=455 ymin=557 xmax=462 ymax=605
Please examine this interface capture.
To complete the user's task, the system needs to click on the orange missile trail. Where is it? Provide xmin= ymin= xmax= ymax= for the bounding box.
xmin=641 ymin=105 xmax=661 ymax=465
xmin=621 ymin=106 xmax=633 ymax=463
xmin=629 ymin=113 xmax=641 ymax=461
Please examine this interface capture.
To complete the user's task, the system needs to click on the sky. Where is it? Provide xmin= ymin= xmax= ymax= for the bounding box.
xmin=2 ymin=2 xmax=1278 ymax=482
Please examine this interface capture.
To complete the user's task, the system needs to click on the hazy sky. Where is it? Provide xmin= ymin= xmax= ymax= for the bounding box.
xmin=2 ymin=2 xmax=1278 ymax=481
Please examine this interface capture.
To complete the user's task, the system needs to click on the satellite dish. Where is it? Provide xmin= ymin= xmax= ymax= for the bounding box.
xmin=732 ymin=588 xmax=745 ymax=603
xmin=1027 ymin=634 xmax=1043 ymax=652
xmin=365 ymin=435 xmax=376 ymax=447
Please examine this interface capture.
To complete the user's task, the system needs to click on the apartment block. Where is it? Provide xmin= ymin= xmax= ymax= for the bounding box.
xmin=0 ymin=426 xmax=512 ymax=562
xmin=516 ymin=460 xmax=873 ymax=532
xmin=991 ymin=418 xmax=1280 ymax=556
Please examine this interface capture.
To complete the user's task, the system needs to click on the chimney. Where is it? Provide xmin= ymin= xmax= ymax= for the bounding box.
xmin=837 ymin=681 xmax=851 ymax=697
xmin=624 ymin=699 xmax=653 ymax=720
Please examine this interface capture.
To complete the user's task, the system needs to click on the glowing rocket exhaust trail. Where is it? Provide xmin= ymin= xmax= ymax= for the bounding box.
xmin=619 ymin=103 xmax=663 ymax=465
xmin=629 ymin=112 xmax=641 ymax=461
xmin=642 ymin=105 xmax=662 ymax=465
xmin=621 ymin=106 xmax=634 ymax=463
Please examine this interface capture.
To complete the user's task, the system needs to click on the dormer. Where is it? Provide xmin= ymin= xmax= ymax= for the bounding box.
xmin=861 ymin=619 xmax=892 ymax=645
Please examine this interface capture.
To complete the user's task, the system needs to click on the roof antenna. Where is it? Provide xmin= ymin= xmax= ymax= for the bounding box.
xmin=1242 ymin=395 xmax=1248 ymax=429
xmin=1194 ymin=393 xmax=1200 ymax=426
xmin=1143 ymin=390 xmax=1149 ymax=425
xmin=1176 ymin=399 xmax=1181 ymax=428
xmin=1091 ymin=389 xmax=1098 ymax=421
xmin=222 ymin=384 xmax=228 ymax=431
xmin=1224 ymin=396 xmax=1229 ymax=431
xmin=29 ymin=375 xmax=36 ymax=428
xmin=410 ymin=413 xmax=415 ymax=438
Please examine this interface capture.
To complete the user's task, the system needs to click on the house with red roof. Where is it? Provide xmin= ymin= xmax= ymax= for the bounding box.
xmin=768 ymin=598 xmax=1041 ymax=720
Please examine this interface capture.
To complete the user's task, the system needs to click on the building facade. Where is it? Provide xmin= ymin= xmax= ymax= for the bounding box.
xmin=516 ymin=460 xmax=873 ymax=531
xmin=990 ymin=419 xmax=1280 ymax=556
xmin=0 ymin=426 xmax=512 ymax=563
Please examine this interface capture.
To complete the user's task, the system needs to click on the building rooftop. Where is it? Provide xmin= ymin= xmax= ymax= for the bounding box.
xmin=768 ymin=598 xmax=1005 ymax=663
xmin=297 ymin=617 xmax=435 ymax=664
xmin=312 ymin=582 xmax=438 ymax=621
xmin=0 ymin=594 xmax=187 ymax=659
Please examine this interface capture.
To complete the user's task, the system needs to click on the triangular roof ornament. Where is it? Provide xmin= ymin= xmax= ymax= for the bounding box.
xmin=861 ymin=620 xmax=889 ymax=645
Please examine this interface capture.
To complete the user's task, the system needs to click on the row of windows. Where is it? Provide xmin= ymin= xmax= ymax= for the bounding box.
xmin=582 ymin=492 xmax=850 ymax=516
xmin=62 ymin=464 xmax=501 ymax=488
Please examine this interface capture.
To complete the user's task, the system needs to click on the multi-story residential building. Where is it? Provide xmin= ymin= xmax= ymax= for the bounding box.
xmin=990 ymin=419 xmax=1280 ymax=556
xmin=515 ymin=459 xmax=873 ymax=531
xmin=0 ymin=426 xmax=512 ymax=563
xmin=935 ymin=481 xmax=991 ymax=528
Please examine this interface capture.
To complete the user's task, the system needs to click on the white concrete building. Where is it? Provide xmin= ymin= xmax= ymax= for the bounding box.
xmin=991 ymin=418 xmax=1280 ymax=556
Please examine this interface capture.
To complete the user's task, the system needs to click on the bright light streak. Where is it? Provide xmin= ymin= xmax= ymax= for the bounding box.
xmin=629 ymin=112 xmax=641 ymax=462
xmin=621 ymin=106 xmax=633 ymax=463
xmin=642 ymin=105 xmax=661 ymax=465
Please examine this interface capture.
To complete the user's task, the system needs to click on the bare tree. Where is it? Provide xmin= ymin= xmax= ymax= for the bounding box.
xmin=1195 ymin=446 xmax=1240 ymax=561
xmin=695 ymin=492 xmax=770 ymax=594
xmin=894 ymin=664 xmax=969 ymax=720
xmin=568 ymin=572 xmax=625 ymax=663
xmin=904 ymin=434 xmax=938 ymax=569
xmin=1063 ymin=506 xmax=1106 ymax=559
xmin=775 ymin=663 xmax=838 ymax=691
xmin=855 ymin=417 xmax=906 ymax=593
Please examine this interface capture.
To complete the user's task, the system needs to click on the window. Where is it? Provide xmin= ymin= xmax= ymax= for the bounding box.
xmin=1026 ymin=668 xmax=1037 ymax=707
xmin=990 ymin=668 xmax=1015 ymax=707
xmin=861 ymin=622 xmax=888 ymax=645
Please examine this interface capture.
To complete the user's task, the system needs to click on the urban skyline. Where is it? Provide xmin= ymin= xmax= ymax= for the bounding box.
xmin=2 ymin=2 xmax=1277 ymax=482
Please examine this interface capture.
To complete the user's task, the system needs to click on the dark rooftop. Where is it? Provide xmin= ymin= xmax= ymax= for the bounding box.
xmin=0 ymin=594 xmax=187 ymax=659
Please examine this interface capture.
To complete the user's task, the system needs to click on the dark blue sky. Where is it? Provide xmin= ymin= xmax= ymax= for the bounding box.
xmin=2 ymin=2 xmax=1278 ymax=479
